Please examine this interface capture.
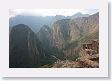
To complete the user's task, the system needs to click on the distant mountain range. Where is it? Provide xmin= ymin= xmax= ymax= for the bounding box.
xmin=9 ymin=12 xmax=89 ymax=32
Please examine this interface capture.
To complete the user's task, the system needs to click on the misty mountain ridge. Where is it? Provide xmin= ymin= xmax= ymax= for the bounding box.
xmin=9 ymin=12 xmax=91 ymax=32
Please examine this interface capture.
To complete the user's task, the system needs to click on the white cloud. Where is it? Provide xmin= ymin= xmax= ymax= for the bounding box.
xmin=9 ymin=9 xmax=98 ymax=17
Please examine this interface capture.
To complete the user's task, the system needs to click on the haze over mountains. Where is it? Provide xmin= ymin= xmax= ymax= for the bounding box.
xmin=9 ymin=12 xmax=89 ymax=32
xmin=9 ymin=11 xmax=99 ymax=68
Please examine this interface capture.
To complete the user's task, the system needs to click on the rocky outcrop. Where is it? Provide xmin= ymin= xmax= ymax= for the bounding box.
xmin=52 ymin=40 xmax=99 ymax=68
xmin=71 ymin=13 xmax=99 ymax=35
xmin=51 ymin=19 xmax=81 ymax=49
xmin=52 ymin=19 xmax=70 ymax=49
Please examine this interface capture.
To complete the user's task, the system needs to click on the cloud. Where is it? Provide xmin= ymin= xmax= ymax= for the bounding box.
xmin=9 ymin=9 xmax=98 ymax=17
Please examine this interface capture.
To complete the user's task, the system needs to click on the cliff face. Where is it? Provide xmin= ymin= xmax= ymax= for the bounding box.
xmin=37 ymin=13 xmax=99 ymax=58
xmin=71 ymin=13 xmax=99 ymax=35
xmin=50 ymin=19 xmax=82 ymax=50
xmin=9 ymin=24 xmax=46 ymax=68
xmin=48 ymin=13 xmax=99 ymax=56
xmin=38 ymin=25 xmax=65 ymax=61
xmin=51 ymin=19 xmax=70 ymax=49
xmin=38 ymin=25 xmax=53 ymax=48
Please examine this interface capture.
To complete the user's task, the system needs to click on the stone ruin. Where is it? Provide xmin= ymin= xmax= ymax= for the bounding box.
xmin=77 ymin=39 xmax=99 ymax=68
xmin=80 ymin=39 xmax=99 ymax=56
xmin=52 ymin=39 xmax=99 ymax=68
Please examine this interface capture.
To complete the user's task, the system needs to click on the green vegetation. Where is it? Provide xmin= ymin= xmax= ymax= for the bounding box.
xmin=79 ymin=29 xmax=99 ymax=43
xmin=57 ymin=19 xmax=70 ymax=40
xmin=66 ymin=54 xmax=79 ymax=61
xmin=63 ymin=40 xmax=79 ymax=50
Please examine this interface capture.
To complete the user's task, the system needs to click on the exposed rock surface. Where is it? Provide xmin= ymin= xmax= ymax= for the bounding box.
xmin=38 ymin=25 xmax=53 ymax=48
xmin=49 ymin=13 xmax=99 ymax=56
xmin=52 ymin=40 xmax=99 ymax=68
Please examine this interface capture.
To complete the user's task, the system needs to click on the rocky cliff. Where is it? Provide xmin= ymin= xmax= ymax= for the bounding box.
xmin=46 ymin=13 xmax=99 ymax=57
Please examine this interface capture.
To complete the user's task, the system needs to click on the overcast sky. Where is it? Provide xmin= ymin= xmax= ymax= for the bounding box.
xmin=9 ymin=9 xmax=98 ymax=18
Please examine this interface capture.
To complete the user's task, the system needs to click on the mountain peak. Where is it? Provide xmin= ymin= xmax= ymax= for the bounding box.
xmin=12 ymin=24 xmax=31 ymax=32
xmin=71 ymin=12 xmax=89 ymax=19
xmin=13 ymin=24 xmax=30 ymax=28
xmin=75 ymin=12 xmax=83 ymax=15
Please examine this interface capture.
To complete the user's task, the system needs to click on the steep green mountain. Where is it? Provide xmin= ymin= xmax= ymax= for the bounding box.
xmin=37 ymin=25 xmax=65 ymax=61
xmin=9 ymin=24 xmax=51 ymax=68
xmin=37 ymin=25 xmax=52 ymax=48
